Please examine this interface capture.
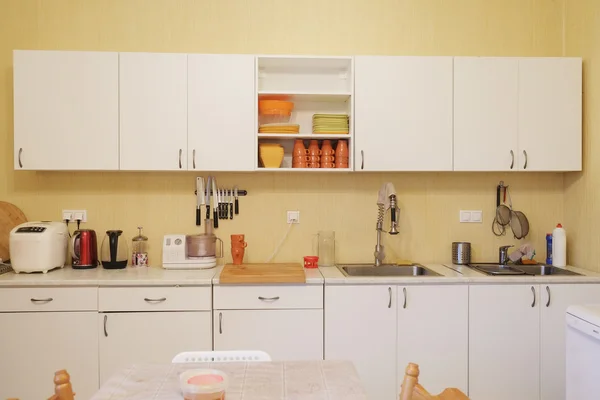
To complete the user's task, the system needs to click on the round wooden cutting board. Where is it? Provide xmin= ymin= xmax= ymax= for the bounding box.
xmin=0 ymin=201 xmax=27 ymax=261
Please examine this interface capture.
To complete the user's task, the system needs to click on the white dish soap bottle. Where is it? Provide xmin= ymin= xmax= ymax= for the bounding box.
xmin=552 ymin=223 xmax=567 ymax=267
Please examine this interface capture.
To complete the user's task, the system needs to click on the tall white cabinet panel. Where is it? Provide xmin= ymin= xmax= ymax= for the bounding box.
xmin=454 ymin=57 xmax=519 ymax=171
xmin=0 ymin=312 xmax=98 ymax=400
xmin=214 ymin=309 xmax=323 ymax=361
xmin=397 ymin=285 xmax=468 ymax=395
xmin=119 ymin=52 xmax=187 ymax=170
xmin=540 ymin=284 xmax=600 ymax=400
xmin=13 ymin=50 xmax=118 ymax=170
xmin=518 ymin=58 xmax=582 ymax=171
xmin=188 ymin=55 xmax=255 ymax=171
xmin=325 ymin=285 xmax=397 ymax=400
xmin=469 ymin=285 xmax=540 ymax=400
xmin=354 ymin=56 xmax=453 ymax=171
xmin=98 ymin=312 xmax=212 ymax=384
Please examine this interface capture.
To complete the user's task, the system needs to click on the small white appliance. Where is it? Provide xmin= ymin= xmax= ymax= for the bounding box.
xmin=566 ymin=305 xmax=600 ymax=399
xmin=10 ymin=221 xmax=69 ymax=273
xmin=162 ymin=234 xmax=217 ymax=269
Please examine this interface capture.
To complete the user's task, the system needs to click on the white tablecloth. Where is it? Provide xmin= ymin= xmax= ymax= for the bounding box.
xmin=91 ymin=361 xmax=368 ymax=400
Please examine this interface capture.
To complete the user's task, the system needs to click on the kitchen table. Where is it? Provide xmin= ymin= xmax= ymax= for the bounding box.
xmin=90 ymin=360 xmax=368 ymax=400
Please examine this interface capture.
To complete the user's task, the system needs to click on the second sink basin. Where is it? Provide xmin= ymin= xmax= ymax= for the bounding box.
xmin=339 ymin=264 xmax=441 ymax=277
xmin=469 ymin=263 xmax=581 ymax=276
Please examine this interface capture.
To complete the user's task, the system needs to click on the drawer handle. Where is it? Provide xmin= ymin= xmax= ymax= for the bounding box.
xmin=546 ymin=286 xmax=551 ymax=307
xmin=388 ymin=287 xmax=392 ymax=309
xmin=403 ymin=287 xmax=407 ymax=309
xmin=531 ymin=286 xmax=536 ymax=308
xmin=144 ymin=297 xmax=167 ymax=303
xmin=18 ymin=148 xmax=23 ymax=168
xmin=30 ymin=298 xmax=53 ymax=304
xmin=258 ymin=296 xmax=280 ymax=302
xmin=104 ymin=314 xmax=108 ymax=337
xmin=219 ymin=312 xmax=222 ymax=334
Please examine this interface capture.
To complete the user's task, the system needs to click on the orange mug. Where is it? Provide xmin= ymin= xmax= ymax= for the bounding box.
xmin=308 ymin=140 xmax=321 ymax=156
xmin=308 ymin=163 xmax=320 ymax=168
xmin=321 ymin=163 xmax=335 ymax=168
xmin=231 ymin=234 xmax=245 ymax=244
xmin=308 ymin=155 xmax=320 ymax=162
xmin=336 ymin=140 xmax=349 ymax=157
xmin=321 ymin=155 xmax=335 ymax=163
xmin=293 ymin=155 xmax=310 ymax=162
xmin=293 ymin=163 xmax=307 ymax=168
xmin=321 ymin=140 xmax=334 ymax=155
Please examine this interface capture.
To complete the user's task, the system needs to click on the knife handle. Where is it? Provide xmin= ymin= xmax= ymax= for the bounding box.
xmin=214 ymin=210 xmax=219 ymax=228
xmin=230 ymin=203 xmax=233 ymax=219
xmin=235 ymin=198 xmax=239 ymax=215
xmin=196 ymin=209 xmax=201 ymax=226
xmin=206 ymin=205 xmax=210 ymax=220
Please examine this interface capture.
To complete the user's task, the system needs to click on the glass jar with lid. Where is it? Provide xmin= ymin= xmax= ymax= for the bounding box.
xmin=132 ymin=226 xmax=148 ymax=267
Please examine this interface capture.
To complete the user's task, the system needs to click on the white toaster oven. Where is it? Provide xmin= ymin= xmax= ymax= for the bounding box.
xmin=10 ymin=221 xmax=69 ymax=273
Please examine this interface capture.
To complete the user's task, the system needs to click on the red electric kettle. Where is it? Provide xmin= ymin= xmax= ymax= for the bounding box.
xmin=71 ymin=229 xmax=99 ymax=269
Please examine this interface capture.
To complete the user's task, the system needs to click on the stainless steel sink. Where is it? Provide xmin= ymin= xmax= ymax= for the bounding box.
xmin=338 ymin=264 xmax=441 ymax=277
xmin=469 ymin=263 xmax=581 ymax=276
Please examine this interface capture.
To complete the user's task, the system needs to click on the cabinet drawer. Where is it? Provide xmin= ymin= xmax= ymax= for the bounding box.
xmin=0 ymin=287 xmax=97 ymax=312
xmin=99 ymin=286 xmax=211 ymax=311
xmin=214 ymin=285 xmax=323 ymax=310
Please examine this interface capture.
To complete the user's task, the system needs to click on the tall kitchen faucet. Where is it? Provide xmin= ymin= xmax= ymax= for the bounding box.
xmin=375 ymin=183 xmax=400 ymax=266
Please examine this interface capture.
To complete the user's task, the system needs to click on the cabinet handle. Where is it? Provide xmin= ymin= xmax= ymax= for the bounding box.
xmin=510 ymin=150 xmax=514 ymax=170
xmin=178 ymin=149 xmax=182 ymax=169
xmin=219 ymin=312 xmax=222 ymax=334
xmin=546 ymin=286 xmax=551 ymax=307
xmin=402 ymin=287 xmax=407 ymax=309
xmin=18 ymin=148 xmax=23 ymax=168
xmin=258 ymin=296 xmax=280 ymax=302
xmin=361 ymin=150 xmax=364 ymax=170
xmin=531 ymin=286 xmax=536 ymax=308
xmin=388 ymin=287 xmax=392 ymax=308
xmin=523 ymin=150 xmax=528 ymax=170
xmin=30 ymin=298 xmax=53 ymax=304
xmin=104 ymin=315 xmax=108 ymax=337
xmin=144 ymin=297 xmax=167 ymax=303
xmin=192 ymin=149 xmax=196 ymax=169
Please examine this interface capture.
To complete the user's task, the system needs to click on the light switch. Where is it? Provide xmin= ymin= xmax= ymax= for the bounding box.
xmin=460 ymin=211 xmax=471 ymax=222
xmin=471 ymin=211 xmax=483 ymax=222
xmin=460 ymin=210 xmax=483 ymax=223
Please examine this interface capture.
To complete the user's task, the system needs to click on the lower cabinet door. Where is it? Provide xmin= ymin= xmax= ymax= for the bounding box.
xmin=214 ymin=309 xmax=323 ymax=361
xmin=0 ymin=312 xmax=99 ymax=400
xmin=99 ymin=311 xmax=212 ymax=384
xmin=397 ymin=285 xmax=468 ymax=395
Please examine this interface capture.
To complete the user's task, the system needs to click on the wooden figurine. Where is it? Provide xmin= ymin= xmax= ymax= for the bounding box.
xmin=399 ymin=363 xmax=469 ymax=400
xmin=47 ymin=369 xmax=75 ymax=400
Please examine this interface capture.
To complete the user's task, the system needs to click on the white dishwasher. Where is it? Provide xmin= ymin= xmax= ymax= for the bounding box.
xmin=566 ymin=305 xmax=600 ymax=400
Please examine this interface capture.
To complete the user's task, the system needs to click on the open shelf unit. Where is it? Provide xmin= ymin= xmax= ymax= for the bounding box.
xmin=256 ymin=56 xmax=354 ymax=172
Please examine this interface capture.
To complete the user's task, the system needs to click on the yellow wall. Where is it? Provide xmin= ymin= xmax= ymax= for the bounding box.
xmin=0 ymin=0 xmax=568 ymax=266
xmin=564 ymin=0 xmax=600 ymax=271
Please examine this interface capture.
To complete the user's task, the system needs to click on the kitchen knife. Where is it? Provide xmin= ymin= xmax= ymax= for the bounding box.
xmin=196 ymin=177 xmax=204 ymax=226
xmin=234 ymin=185 xmax=239 ymax=215
xmin=205 ymin=176 xmax=211 ymax=221
xmin=219 ymin=188 xmax=224 ymax=219
xmin=229 ymin=190 xmax=234 ymax=219
xmin=220 ymin=188 xmax=225 ymax=219
xmin=212 ymin=178 xmax=219 ymax=228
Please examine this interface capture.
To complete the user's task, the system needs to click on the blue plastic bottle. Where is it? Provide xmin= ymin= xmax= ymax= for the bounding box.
xmin=546 ymin=233 xmax=553 ymax=265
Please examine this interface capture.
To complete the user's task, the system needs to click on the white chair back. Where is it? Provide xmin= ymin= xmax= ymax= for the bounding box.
xmin=172 ymin=350 xmax=271 ymax=363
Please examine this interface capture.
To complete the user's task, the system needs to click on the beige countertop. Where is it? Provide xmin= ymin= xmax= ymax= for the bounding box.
xmin=211 ymin=265 xmax=324 ymax=285
xmin=0 ymin=266 xmax=218 ymax=287
xmin=320 ymin=263 xmax=600 ymax=284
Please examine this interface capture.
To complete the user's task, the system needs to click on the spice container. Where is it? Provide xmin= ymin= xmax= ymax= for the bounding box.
xmin=179 ymin=369 xmax=228 ymax=400
xmin=131 ymin=226 xmax=148 ymax=267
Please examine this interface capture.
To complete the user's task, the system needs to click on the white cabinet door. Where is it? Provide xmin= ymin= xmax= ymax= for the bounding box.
xmin=119 ymin=52 xmax=187 ymax=170
xmin=325 ymin=285 xmax=397 ymax=400
xmin=0 ymin=312 xmax=98 ymax=400
xmin=540 ymin=284 xmax=600 ymax=400
xmin=397 ymin=285 xmax=468 ymax=395
xmin=99 ymin=311 xmax=211 ymax=384
xmin=13 ymin=50 xmax=118 ymax=170
xmin=469 ymin=285 xmax=540 ymax=400
xmin=354 ymin=56 xmax=453 ymax=171
xmin=188 ymin=54 xmax=255 ymax=171
xmin=214 ymin=309 xmax=323 ymax=361
xmin=454 ymin=57 xmax=519 ymax=171
xmin=518 ymin=58 xmax=582 ymax=171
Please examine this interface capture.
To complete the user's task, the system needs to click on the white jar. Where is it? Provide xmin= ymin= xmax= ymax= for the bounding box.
xmin=552 ymin=224 xmax=567 ymax=267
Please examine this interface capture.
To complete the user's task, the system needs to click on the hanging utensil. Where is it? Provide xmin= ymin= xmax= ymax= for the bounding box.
xmin=234 ymin=185 xmax=239 ymax=215
xmin=205 ymin=176 xmax=212 ymax=222
xmin=219 ymin=188 xmax=225 ymax=219
xmin=229 ymin=190 xmax=234 ymax=219
xmin=492 ymin=182 xmax=512 ymax=236
xmin=511 ymin=210 xmax=530 ymax=239
xmin=196 ymin=176 xmax=204 ymax=226
xmin=212 ymin=178 xmax=219 ymax=228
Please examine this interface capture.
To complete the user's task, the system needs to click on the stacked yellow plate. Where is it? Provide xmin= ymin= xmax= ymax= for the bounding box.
xmin=259 ymin=123 xmax=300 ymax=134
xmin=312 ymin=114 xmax=349 ymax=134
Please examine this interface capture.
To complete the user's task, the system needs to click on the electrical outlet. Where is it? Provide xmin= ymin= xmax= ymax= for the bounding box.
xmin=460 ymin=210 xmax=482 ymax=223
xmin=62 ymin=209 xmax=87 ymax=222
xmin=287 ymin=211 xmax=300 ymax=224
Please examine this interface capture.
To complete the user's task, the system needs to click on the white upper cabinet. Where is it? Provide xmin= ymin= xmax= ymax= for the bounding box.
xmin=454 ymin=57 xmax=519 ymax=171
xmin=518 ymin=58 xmax=582 ymax=171
xmin=119 ymin=52 xmax=187 ymax=171
xmin=397 ymin=285 xmax=468 ymax=395
xmin=354 ymin=56 xmax=453 ymax=171
xmin=188 ymin=55 xmax=255 ymax=171
xmin=13 ymin=50 xmax=119 ymax=170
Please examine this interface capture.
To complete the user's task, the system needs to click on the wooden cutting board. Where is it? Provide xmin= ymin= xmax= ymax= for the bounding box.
xmin=220 ymin=263 xmax=306 ymax=284
xmin=0 ymin=201 xmax=27 ymax=261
